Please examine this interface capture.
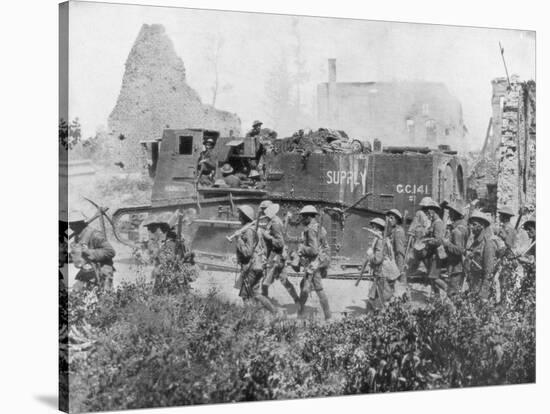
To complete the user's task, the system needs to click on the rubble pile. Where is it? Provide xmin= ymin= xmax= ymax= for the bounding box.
xmin=108 ymin=24 xmax=241 ymax=170
xmin=281 ymin=128 xmax=364 ymax=154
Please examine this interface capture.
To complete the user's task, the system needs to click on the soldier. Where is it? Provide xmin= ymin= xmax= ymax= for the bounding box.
xmin=259 ymin=201 xmax=300 ymax=304
xmin=220 ymin=163 xmax=241 ymax=188
xmin=518 ymin=217 xmax=536 ymax=265
xmin=235 ymin=205 xmax=277 ymax=314
xmin=422 ymin=198 xmax=447 ymax=295
xmin=405 ymin=197 xmax=433 ymax=275
xmin=366 ymin=218 xmax=394 ymax=308
xmin=442 ymin=203 xmax=468 ymax=298
xmin=245 ymin=120 xmax=263 ymax=138
xmin=496 ymin=206 xmax=517 ymax=252
xmin=68 ymin=210 xmax=116 ymax=292
xmin=385 ymin=209 xmax=406 ymax=274
xmin=248 ymin=169 xmax=265 ymax=189
xmin=466 ymin=211 xmax=496 ymax=300
xmin=197 ymin=138 xmax=217 ymax=186
xmin=296 ymin=205 xmax=331 ymax=320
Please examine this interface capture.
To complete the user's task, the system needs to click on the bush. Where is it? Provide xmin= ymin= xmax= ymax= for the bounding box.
xmin=68 ymin=262 xmax=535 ymax=412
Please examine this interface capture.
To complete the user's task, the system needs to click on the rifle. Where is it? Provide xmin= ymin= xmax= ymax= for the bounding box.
xmin=226 ymin=220 xmax=258 ymax=242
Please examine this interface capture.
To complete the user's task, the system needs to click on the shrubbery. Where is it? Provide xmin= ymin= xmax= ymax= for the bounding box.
xmin=68 ymin=262 xmax=535 ymax=413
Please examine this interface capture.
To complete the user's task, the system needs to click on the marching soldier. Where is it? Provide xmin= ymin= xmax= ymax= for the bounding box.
xmin=405 ymin=197 xmax=434 ymax=275
xmin=518 ymin=217 xmax=536 ymax=266
xmin=422 ymin=198 xmax=447 ymax=295
xmin=496 ymin=206 xmax=517 ymax=251
xmin=68 ymin=210 xmax=116 ymax=292
xmin=466 ymin=211 xmax=496 ymax=300
xmin=197 ymin=138 xmax=217 ymax=186
xmin=366 ymin=217 xmax=395 ymax=308
xmin=235 ymin=205 xmax=277 ymax=314
xmin=259 ymin=201 xmax=300 ymax=304
xmin=385 ymin=209 xmax=406 ymax=273
xmin=296 ymin=205 xmax=331 ymax=320
xmin=442 ymin=203 xmax=468 ymax=298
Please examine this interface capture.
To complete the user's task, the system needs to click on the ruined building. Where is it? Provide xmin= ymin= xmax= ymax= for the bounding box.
xmin=108 ymin=24 xmax=241 ymax=170
xmin=468 ymin=76 xmax=536 ymax=214
xmin=317 ymin=59 xmax=466 ymax=150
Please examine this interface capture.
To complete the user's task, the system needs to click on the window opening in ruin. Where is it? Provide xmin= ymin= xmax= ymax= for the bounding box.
xmin=178 ymin=136 xmax=193 ymax=155
xmin=426 ymin=119 xmax=436 ymax=143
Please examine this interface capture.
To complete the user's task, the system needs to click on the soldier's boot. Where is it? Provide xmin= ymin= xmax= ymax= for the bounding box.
xmin=282 ymin=279 xmax=300 ymax=304
xmin=317 ymin=290 xmax=331 ymax=320
xmin=297 ymin=291 xmax=309 ymax=316
xmin=256 ymin=295 xmax=277 ymax=315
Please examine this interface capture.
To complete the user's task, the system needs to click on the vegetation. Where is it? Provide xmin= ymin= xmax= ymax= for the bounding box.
xmin=68 ymin=261 xmax=535 ymax=413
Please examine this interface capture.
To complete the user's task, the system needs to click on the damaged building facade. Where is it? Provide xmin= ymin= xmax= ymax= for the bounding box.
xmin=108 ymin=24 xmax=241 ymax=170
xmin=317 ymin=59 xmax=467 ymax=151
xmin=468 ymin=76 xmax=536 ymax=214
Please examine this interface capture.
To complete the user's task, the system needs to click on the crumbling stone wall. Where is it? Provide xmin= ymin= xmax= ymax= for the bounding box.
xmin=108 ymin=24 xmax=241 ymax=170
xmin=496 ymin=78 xmax=536 ymax=213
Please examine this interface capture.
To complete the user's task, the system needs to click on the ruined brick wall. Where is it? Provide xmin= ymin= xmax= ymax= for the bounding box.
xmin=496 ymin=78 xmax=536 ymax=213
xmin=108 ymin=24 xmax=241 ymax=170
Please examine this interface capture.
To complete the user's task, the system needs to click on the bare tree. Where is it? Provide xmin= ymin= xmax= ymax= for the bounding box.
xmin=206 ymin=33 xmax=233 ymax=108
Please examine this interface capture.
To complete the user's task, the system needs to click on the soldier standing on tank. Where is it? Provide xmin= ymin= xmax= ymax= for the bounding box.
xmin=296 ymin=205 xmax=331 ymax=320
xmin=197 ymin=138 xmax=217 ymax=186
xmin=259 ymin=201 xmax=300 ymax=305
xmin=68 ymin=210 xmax=116 ymax=292
xmin=442 ymin=203 xmax=468 ymax=299
xmin=246 ymin=120 xmax=263 ymax=138
xmin=496 ymin=206 xmax=517 ymax=252
xmin=466 ymin=212 xmax=496 ymax=300
xmin=235 ymin=205 xmax=277 ymax=315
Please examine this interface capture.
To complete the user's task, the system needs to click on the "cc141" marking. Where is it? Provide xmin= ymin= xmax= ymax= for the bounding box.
xmin=396 ymin=184 xmax=430 ymax=194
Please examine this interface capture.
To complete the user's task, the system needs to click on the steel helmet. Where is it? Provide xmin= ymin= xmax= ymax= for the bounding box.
xmin=370 ymin=217 xmax=386 ymax=230
xmin=446 ymin=203 xmax=464 ymax=218
xmin=498 ymin=206 xmax=515 ymax=217
xmin=419 ymin=197 xmax=436 ymax=208
xmin=523 ymin=216 xmax=536 ymax=228
xmin=248 ymin=170 xmax=261 ymax=178
xmin=264 ymin=203 xmax=280 ymax=219
xmin=259 ymin=200 xmax=273 ymax=210
xmin=468 ymin=211 xmax=492 ymax=227
xmin=299 ymin=205 xmax=318 ymax=215
xmin=385 ymin=208 xmax=403 ymax=222
xmin=252 ymin=120 xmax=263 ymax=127
xmin=237 ymin=205 xmax=255 ymax=221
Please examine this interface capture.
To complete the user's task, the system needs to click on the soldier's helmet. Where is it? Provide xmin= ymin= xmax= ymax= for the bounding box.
xmin=385 ymin=208 xmax=403 ymax=223
xmin=259 ymin=200 xmax=273 ymax=210
xmin=264 ymin=203 xmax=280 ymax=219
xmin=498 ymin=206 xmax=515 ymax=217
xmin=220 ymin=163 xmax=234 ymax=175
xmin=68 ymin=210 xmax=86 ymax=223
xmin=252 ymin=120 xmax=263 ymax=127
xmin=468 ymin=211 xmax=492 ymax=227
xmin=370 ymin=217 xmax=386 ymax=230
xmin=212 ymin=179 xmax=229 ymax=188
xmin=419 ymin=196 xmax=436 ymax=208
xmin=299 ymin=205 xmax=318 ymax=215
xmin=446 ymin=203 xmax=464 ymax=218
xmin=523 ymin=216 xmax=536 ymax=229
xmin=248 ymin=170 xmax=261 ymax=179
xmin=237 ymin=205 xmax=255 ymax=221
xmin=205 ymin=138 xmax=215 ymax=145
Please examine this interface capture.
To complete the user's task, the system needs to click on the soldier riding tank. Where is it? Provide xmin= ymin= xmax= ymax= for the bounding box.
xmin=113 ymin=128 xmax=468 ymax=278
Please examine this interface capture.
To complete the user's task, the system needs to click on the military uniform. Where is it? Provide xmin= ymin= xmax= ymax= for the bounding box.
xmin=497 ymin=222 xmax=517 ymax=251
xmin=444 ymin=219 xmax=468 ymax=297
xmin=197 ymin=149 xmax=217 ymax=186
xmin=409 ymin=209 xmax=431 ymax=239
xmin=261 ymin=215 xmax=300 ymax=302
xmin=468 ymin=227 xmax=497 ymax=300
xmin=236 ymin=226 xmax=276 ymax=313
xmin=223 ymin=174 xmax=241 ymax=188
xmin=297 ymin=218 xmax=331 ymax=319
xmin=72 ymin=227 xmax=115 ymax=291
xmin=390 ymin=225 xmax=407 ymax=272
xmin=367 ymin=236 xmax=394 ymax=305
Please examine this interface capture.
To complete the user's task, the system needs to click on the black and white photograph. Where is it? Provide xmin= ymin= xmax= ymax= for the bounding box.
xmin=55 ymin=1 xmax=537 ymax=413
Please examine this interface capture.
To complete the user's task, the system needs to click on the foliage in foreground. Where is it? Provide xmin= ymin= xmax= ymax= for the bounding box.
xmin=68 ymin=264 xmax=535 ymax=412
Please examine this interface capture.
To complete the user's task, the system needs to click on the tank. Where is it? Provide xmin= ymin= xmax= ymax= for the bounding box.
xmin=113 ymin=128 xmax=468 ymax=278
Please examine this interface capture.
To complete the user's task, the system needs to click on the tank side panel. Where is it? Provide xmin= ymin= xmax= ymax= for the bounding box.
xmin=152 ymin=129 xmax=202 ymax=207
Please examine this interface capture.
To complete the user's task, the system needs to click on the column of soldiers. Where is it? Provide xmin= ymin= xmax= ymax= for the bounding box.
xmin=232 ymin=202 xmax=331 ymax=320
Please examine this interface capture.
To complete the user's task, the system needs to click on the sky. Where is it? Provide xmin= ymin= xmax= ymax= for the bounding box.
xmin=66 ymin=1 xmax=535 ymax=150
